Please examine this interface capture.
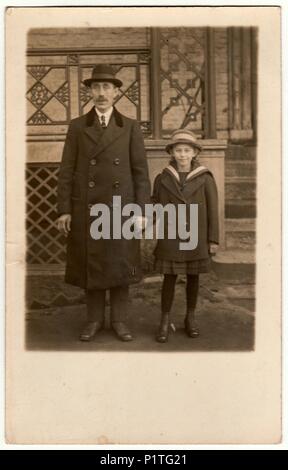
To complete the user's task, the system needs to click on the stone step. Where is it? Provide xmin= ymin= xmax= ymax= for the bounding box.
xmin=211 ymin=250 xmax=256 ymax=283
xmin=246 ymin=145 xmax=257 ymax=160
xmin=225 ymin=177 xmax=256 ymax=200
xmin=225 ymin=199 xmax=256 ymax=219
xmin=225 ymin=218 xmax=256 ymax=250
xmin=226 ymin=160 xmax=256 ymax=178
xmin=226 ymin=144 xmax=257 ymax=161
xmin=225 ymin=218 xmax=256 ymax=231
xmin=213 ymin=249 xmax=255 ymax=264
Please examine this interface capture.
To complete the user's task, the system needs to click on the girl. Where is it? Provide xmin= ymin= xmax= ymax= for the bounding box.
xmin=152 ymin=129 xmax=219 ymax=343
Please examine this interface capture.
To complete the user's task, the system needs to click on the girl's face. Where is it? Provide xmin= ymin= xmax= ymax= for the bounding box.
xmin=171 ymin=143 xmax=198 ymax=167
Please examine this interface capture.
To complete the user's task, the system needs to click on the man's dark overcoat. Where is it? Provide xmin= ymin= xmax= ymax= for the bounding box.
xmin=57 ymin=106 xmax=151 ymax=289
xmin=152 ymin=160 xmax=219 ymax=262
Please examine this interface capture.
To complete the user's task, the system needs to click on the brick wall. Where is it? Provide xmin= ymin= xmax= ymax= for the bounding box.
xmin=28 ymin=28 xmax=150 ymax=49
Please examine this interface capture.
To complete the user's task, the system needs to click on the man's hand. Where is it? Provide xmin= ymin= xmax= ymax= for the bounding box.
xmin=56 ymin=214 xmax=71 ymax=237
xmin=209 ymin=242 xmax=219 ymax=256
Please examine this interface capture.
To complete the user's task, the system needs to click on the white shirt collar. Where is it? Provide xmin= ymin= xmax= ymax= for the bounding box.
xmin=95 ymin=106 xmax=114 ymax=124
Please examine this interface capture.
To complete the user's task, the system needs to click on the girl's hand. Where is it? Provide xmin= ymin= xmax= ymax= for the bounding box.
xmin=209 ymin=243 xmax=218 ymax=256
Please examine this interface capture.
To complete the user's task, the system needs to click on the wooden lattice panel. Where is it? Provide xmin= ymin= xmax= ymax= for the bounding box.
xmin=26 ymin=164 xmax=66 ymax=265
xmin=26 ymin=64 xmax=70 ymax=126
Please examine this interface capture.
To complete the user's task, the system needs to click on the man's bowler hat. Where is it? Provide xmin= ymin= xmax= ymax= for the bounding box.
xmin=83 ymin=64 xmax=123 ymax=88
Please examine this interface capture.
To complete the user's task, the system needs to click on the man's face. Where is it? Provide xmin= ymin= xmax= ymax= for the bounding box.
xmin=89 ymin=81 xmax=119 ymax=113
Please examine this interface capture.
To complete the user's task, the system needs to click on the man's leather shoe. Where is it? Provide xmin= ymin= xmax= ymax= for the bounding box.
xmin=79 ymin=321 xmax=103 ymax=341
xmin=112 ymin=322 xmax=133 ymax=342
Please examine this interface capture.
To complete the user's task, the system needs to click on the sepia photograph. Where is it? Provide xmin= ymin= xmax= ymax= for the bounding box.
xmin=5 ymin=6 xmax=281 ymax=445
xmin=25 ymin=25 xmax=257 ymax=351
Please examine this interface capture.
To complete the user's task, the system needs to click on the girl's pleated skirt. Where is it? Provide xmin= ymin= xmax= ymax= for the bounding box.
xmin=154 ymin=258 xmax=211 ymax=275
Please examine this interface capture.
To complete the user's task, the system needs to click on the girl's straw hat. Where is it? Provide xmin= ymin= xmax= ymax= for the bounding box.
xmin=165 ymin=129 xmax=202 ymax=153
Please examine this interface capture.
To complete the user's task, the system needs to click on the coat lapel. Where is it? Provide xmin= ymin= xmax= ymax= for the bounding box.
xmin=84 ymin=106 xmax=125 ymax=158
xmin=182 ymin=175 xmax=207 ymax=199
xmin=92 ymin=113 xmax=125 ymax=158
xmin=161 ymin=167 xmax=186 ymax=203
xmin=84 ymin=123 xmax=103 ymax=146
xmin=182 ymin=165 xmax=211 ymax=198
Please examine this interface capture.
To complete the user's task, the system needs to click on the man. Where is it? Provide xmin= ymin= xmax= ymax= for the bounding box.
xmin=56 ymin=64 xmax=151 ymax=342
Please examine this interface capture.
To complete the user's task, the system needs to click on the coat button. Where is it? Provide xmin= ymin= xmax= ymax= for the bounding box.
xmin=88 ymin=203 xmax=93 ymax=209
xmin=113 ymin=181 xmax=120 ymax=188
xmin=113 ymin=158 xmax=120 ymax=165
xmin=90 ymin=159 xmax=97 ymax=166
xmin=89 ymin=181 xmax=95 ymax=188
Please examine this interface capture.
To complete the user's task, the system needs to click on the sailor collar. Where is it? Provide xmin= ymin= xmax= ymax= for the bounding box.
xmin=164 ymin=164 xmax=210 ymax=183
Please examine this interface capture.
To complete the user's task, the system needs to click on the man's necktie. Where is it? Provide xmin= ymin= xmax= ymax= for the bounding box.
xmin=100 ymin=115 xmax=106 ymax=128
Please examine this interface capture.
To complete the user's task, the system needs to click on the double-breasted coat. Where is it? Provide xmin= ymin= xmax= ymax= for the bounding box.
xmin=57 ymin=106 xmax=151 ymax=290
xmin=152 ymin=160 xmax=219 ymax=262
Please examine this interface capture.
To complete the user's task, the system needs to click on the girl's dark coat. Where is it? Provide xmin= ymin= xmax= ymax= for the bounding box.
xmin=152 ymin=160 xmax=219 ymax=262
xmin=57 ymin=106 xmax=151 ymax=290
